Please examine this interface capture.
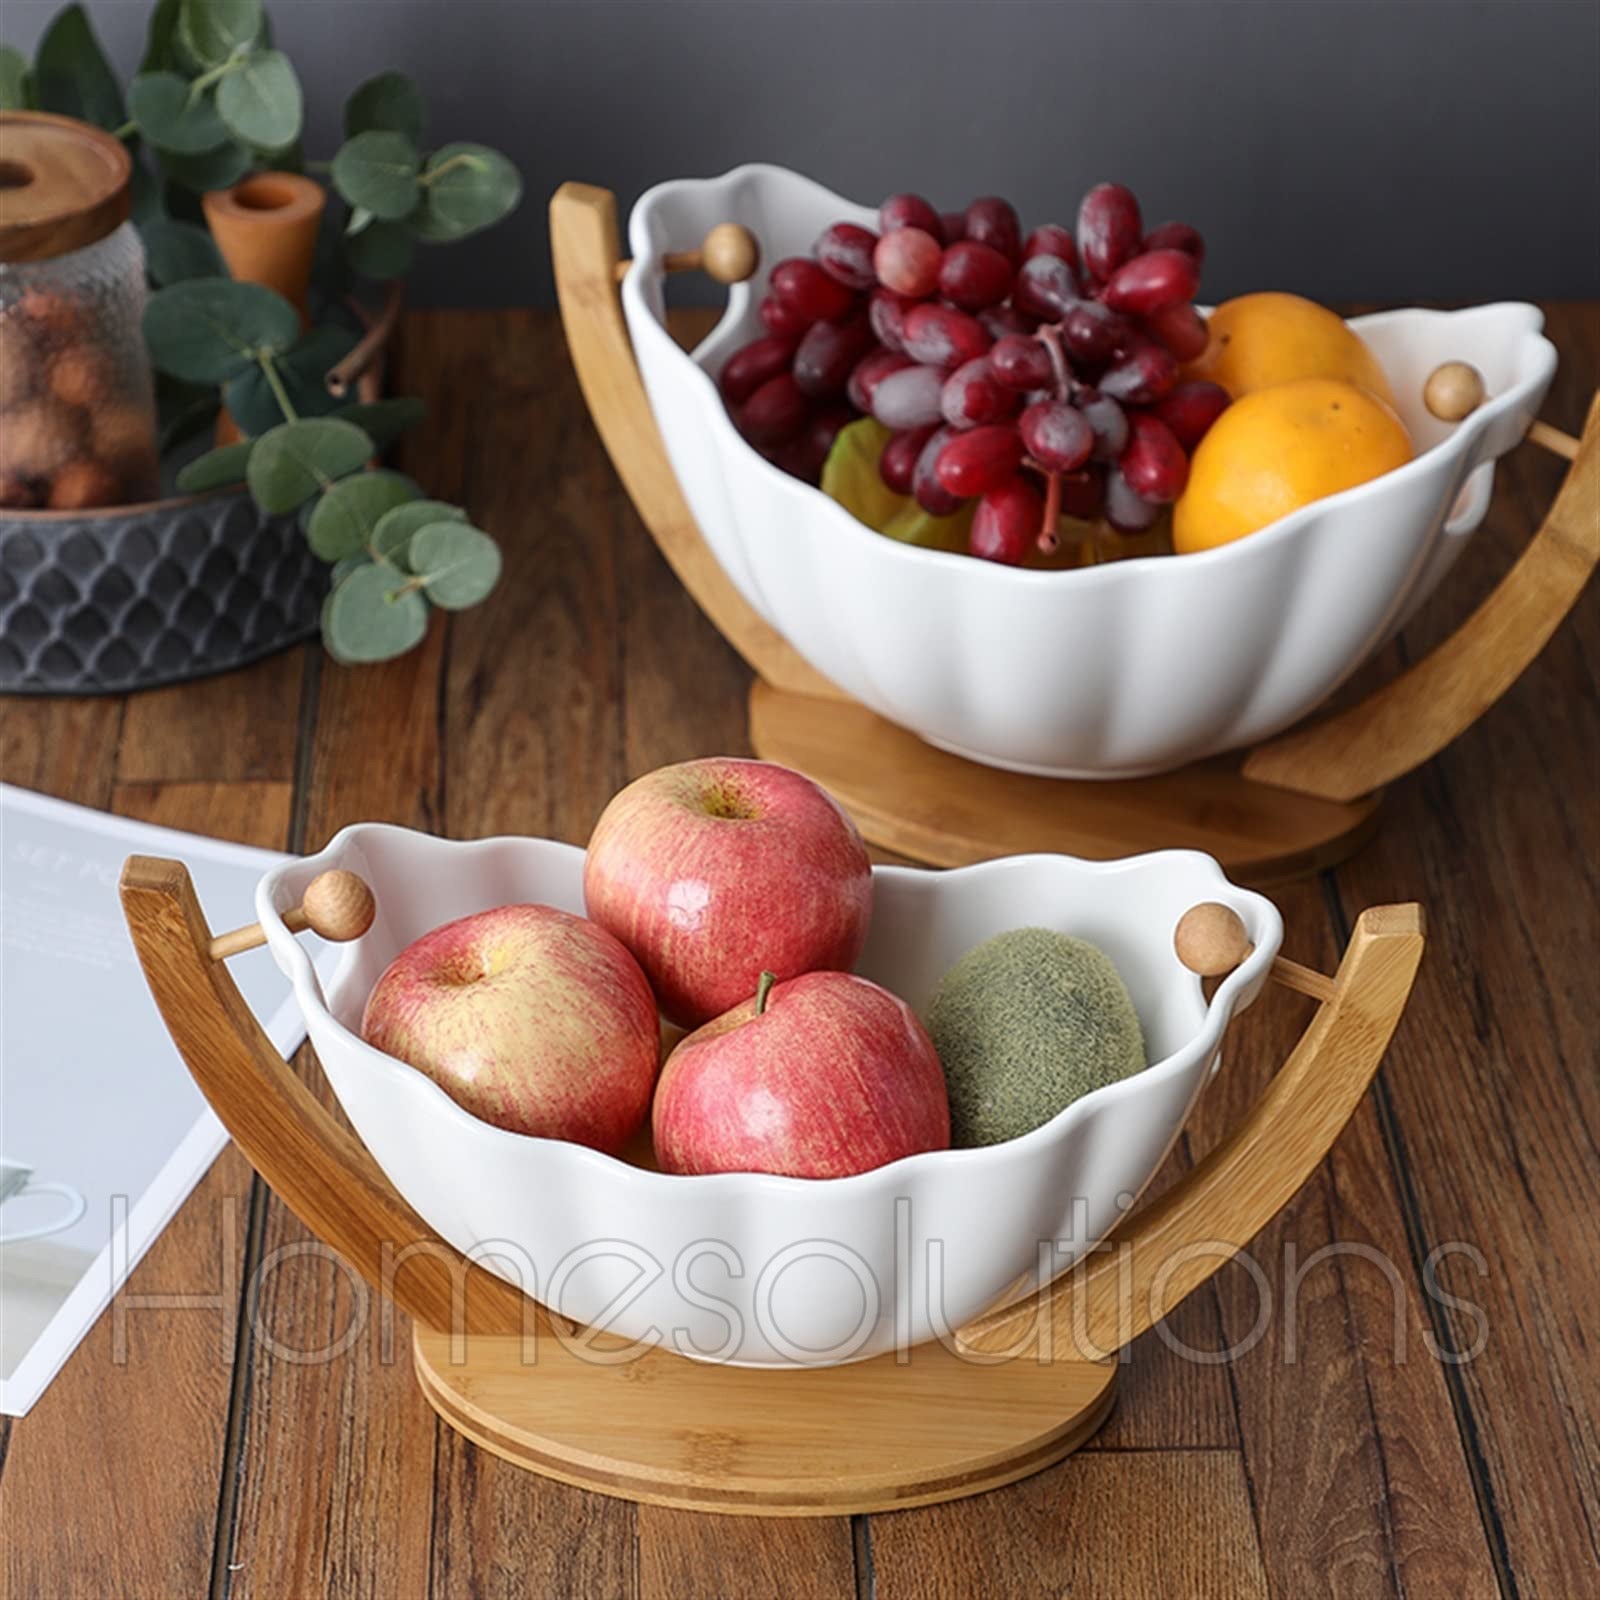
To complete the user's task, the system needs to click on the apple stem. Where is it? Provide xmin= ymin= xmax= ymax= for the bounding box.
xmin=754 ymin=970 xmax=777 ymax=1016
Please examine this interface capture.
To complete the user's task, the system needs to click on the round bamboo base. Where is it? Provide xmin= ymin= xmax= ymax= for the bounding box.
xmin=413 ymin=1323 xmax=1118 ymax=1516
xmin=749 ymin=681 xmax=1383 ymax=884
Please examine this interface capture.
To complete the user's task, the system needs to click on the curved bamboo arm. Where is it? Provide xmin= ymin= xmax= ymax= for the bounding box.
xmin=1244 ymin=393 xmax=1600 ymax=802
xmin=119 ymin=856 xmax=535 ymax=1338
xmin=550 ymin=182 xmax=843 ymax=702
xmin=955 ymin=902 xmax=1425 ymax=1360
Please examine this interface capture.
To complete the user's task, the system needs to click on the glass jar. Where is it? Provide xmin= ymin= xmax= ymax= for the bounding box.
xmin=0 ymin=113 xmax=161 ymax=510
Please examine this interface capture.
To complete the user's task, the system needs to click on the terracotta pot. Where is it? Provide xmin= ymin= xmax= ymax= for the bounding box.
xmin=202 ymin=172 xmax=326 ymax=443
xmin=202 ymin=171 xmax=324 ymax=322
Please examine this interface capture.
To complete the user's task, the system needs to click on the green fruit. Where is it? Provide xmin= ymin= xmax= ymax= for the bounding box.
xmin=820 ymin=416 xmax=975 ymax=551
xmin=925 ymin=927 xmax=1146 ymax=1148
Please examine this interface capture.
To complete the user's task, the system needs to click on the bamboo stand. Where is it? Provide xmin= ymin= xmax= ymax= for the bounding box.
xmin=123 ymin=859 xmax=1422 ymax=1514
xmin=550 ymin=182 xmax=1599 ymax=883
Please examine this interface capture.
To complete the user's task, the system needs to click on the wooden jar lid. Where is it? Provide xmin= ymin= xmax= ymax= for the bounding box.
xmin=0 ymin=111 xmax=133 ymax=265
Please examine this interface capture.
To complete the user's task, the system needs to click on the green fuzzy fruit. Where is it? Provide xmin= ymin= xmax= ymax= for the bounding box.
xmin=925 ymin=927 xmax=1146 ymax=1148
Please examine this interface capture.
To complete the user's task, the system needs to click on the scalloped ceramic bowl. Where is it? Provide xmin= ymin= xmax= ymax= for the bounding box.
xmin=259 ymin=825 xmax=1281 ymax=1367
xmin=621 ymin=164 xmax=1557 ymax=777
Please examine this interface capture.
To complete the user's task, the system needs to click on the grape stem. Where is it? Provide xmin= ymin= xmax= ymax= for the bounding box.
xmin=1030 ymin=322 xmax=1075 ymax=551
xmin=1039 ymin=471 xmax=1061 ymax=552
xmin=1035 ymin=322 xmax=1073 ymax=400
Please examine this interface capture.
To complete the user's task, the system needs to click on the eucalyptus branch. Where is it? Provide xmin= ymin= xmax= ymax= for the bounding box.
xmin=418 ymin=151 xmax=480 ymax=186
xmin=32 ymin=2 xmax=521 ymax=667
xmin=257 ymin=351 xmax=300 ymax=423
xmin=187 ymin=53 xmax=244 ymax=102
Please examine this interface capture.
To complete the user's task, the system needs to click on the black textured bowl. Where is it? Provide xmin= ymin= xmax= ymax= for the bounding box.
xmin=0 ymin=488 xmax=324 ymax=694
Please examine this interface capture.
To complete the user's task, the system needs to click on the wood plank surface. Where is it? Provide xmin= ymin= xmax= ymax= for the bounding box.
xmin=0 ymin=304 xmax=1594 ymax=1600
xmin=116 ymin=651 xmax=305 ymax=786
xmin=1189 ymin=886 xmax=1498 ymax=1600
xmin=870 ymin=1452 xmax=1271 ymax=1600
xmin=1328 ymin=304 xmax=1600 ymax=1600
xmin=0 ymin=775 xmax=292 ymax=1600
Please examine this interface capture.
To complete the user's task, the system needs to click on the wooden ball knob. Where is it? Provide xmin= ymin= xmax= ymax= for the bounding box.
xmin=1174 ymin=902 xmax=1253 ymax=977
xmin=700 ymin=223 xmax=759 ymax=285
xmin=300 ymin=870 xmax=375 ymax=942
xmin=1424 ymin=361 xmax=1486 ymax=422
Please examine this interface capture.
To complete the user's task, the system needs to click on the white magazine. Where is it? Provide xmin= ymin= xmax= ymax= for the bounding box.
xmin=0 ymin=783 xmax=326 ymax=1416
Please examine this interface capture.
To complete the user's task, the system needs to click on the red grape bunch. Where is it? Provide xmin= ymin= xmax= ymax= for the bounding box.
xmin=718 ymin=183 xmax=1232 ymax=565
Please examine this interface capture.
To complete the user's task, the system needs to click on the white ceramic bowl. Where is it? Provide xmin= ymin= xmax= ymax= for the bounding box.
xmin=260 ymin=826 xmax=1280 ymax=1367
xmin=622 ymin=164 xmax=1557 ymax=777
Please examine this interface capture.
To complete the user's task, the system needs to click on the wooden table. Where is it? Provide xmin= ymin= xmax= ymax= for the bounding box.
xmin=1 ymin=306 xmax=1595 ymax=1600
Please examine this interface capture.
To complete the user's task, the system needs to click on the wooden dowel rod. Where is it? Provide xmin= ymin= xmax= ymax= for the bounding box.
xmin=1270 ymin=956 xmax=1337 ymax=1003
xmin=1174 ymin=902 xmax=1337 ymax=1003
xmin=616 ymin=249 xmax=706 ymax=283
xmin=1422 ymin=364 xmax=1580 ymax=460
xmin=1527 ymin=419 xmax=1580 ymax=462
xmin=206 ymin=871 xmax=375 ymax=964
xmin=208 ymin=908 xmax=305 ymax=962
xmin=612 ymin=222 xmax=760 ymax=287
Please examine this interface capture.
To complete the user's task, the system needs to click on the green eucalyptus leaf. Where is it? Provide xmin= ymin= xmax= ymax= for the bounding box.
xmin=247 ymin=418 xmax=374 ymax=513
xmin=141 ymin=216 xmax=226 ymax=284
xmin=215 ymin=48 xmax=302 ymax=149
xmin=159 ymin=138 xmax=252 ymax=193
xmin=331 ymin=130 xmax=420 ymax=221
xmin=141 ymin=0 xmax=185 ymax=73
xmin=409 ymin=521 xmax=502 ymax=610
xmin=370 ymin=498 xmax=463 ymax=565
xmin=310 ymin=206 xmax=354 ymax=304
xmin=129 ymin=160 xmax=164 ymax=224
xmin=143 ymin=278 xmax=300 ymax=383
xmin=129 ymin=71 xmax=229 ymax=154
xmin=223 ymin=324 xmax=358 ymax=434
xmin=161 ymin=181 xmax=206 ymax=224
xmin=254 ymin=135 xmax=302 ymax=171
xmin=323 ymin=563 xmax=429 ymax=663
xmin=156 ymin=373 xmax=220 ymax=453
xmin=345 ymin=205 xmax=375 ymax=237
xmin=34 ymin=4 xmax=126 ymax=130
xmin=329 ymin=396 xmax=426 ymax=449
xmin=0 ymin=45 xmax=31 ymax=111
xmin=343 ymin=218 xmax=413 ymax=280
xmin=330 ymin=551 xmax=373 ymax=586
xmin=343 ymin=70 xmax=423 ymax=143
xmin=178 ymin=0 xmax=263 ymax=70
xmin=176 ymin=439 xmax=254 ymax=493
xmin=413 ymin=142 xmax=522 ymax=242
xmin=306 ymin=469 xmax=417 ymax=561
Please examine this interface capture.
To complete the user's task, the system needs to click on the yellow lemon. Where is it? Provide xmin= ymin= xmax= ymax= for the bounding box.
xmin=1173 ymin=378 xmax=1412 ymax=554
xmin=1187 ymin=292 xmax=1398 ymax=410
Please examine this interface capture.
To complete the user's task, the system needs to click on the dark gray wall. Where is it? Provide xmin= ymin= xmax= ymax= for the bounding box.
xmin=8 ymin=0 xmax=1598 ymax=306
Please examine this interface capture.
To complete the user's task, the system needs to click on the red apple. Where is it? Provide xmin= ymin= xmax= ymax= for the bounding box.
xmin=361 ymin=904 xmax=659 ymax=1152
xmin=583 ymin=758 xmax=872 ymax=1028
xmin=653 ymin=970 xmax=950 ymax=1177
